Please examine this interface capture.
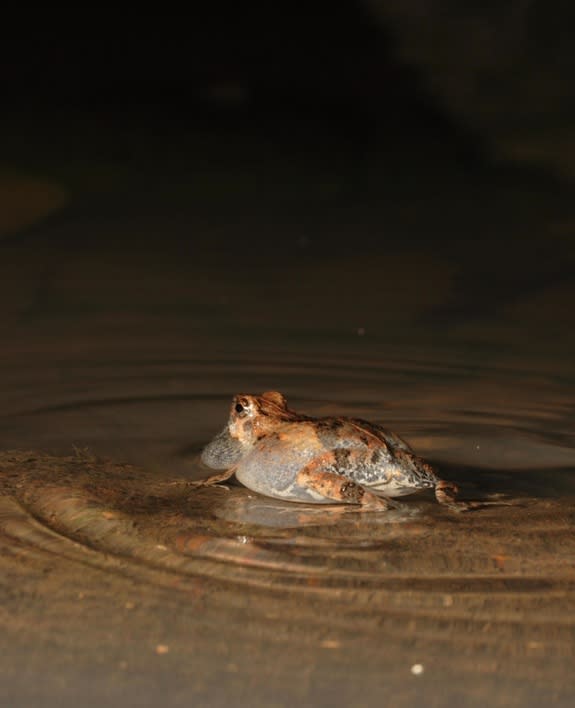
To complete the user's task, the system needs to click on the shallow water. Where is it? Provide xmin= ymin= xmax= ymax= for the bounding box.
xmin=1 ymin=350 xmax=574 ymax=706
xmin=3 ymin=350 xmax=575 ymax=481
xmin=1 ymin=118 xmax=575 ymax=706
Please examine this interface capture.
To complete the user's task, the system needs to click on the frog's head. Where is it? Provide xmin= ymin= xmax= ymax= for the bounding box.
xmin=201 ymin=391 xmax=295 ymax=469
xmin=229 ymin=391 xmax=296 ymax=444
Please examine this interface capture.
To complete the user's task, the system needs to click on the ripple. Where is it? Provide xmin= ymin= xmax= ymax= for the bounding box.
xmin=1 ymin=445 xmax=574 ymax=708
xmin=1 ymin=350 xmax=574 ymax=693
xmin=2 ymin=451 xmax=574 ymax=611
xmin=2 ymin=353 xmax=574 ymax=478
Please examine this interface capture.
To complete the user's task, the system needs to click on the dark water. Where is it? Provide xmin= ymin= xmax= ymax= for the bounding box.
xmin=1 ymin=118 xmax=575 ymax=707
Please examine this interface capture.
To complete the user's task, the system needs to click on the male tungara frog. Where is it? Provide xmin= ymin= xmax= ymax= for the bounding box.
xmin=195 ymin=391 xmax=472 ymax=511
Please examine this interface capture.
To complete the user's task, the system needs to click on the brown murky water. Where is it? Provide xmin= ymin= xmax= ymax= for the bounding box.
xmin=1 ymin=116 xmax=575 ymax=706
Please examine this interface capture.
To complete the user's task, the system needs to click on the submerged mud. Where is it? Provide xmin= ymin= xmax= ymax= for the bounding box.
xmin=0 ymin=449 xmax=574 ymax=707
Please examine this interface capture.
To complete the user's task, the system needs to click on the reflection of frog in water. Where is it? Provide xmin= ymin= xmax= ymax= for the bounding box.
xmin=198 ymin=391 xmax=465 ymax=511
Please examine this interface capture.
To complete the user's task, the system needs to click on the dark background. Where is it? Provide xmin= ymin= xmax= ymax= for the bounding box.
xmin=0 ymin=1 xmax=573 ymax=354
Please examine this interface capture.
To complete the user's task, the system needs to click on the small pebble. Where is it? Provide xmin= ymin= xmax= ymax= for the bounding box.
xmin=411 ymin=663 xmax=424 ymax=676
xmin=155 ymin=644 xmax=170 ymax=655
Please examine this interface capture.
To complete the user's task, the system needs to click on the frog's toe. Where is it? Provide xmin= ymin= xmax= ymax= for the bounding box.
xmin=434 ymin=479 xmax=459 ymax=505
xmin=187 ymin=467 xmax=237 ymax=488
xmin=358 ymin=490 xmax=396 ymax=511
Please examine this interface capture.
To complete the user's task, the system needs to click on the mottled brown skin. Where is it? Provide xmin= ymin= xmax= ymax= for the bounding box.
xmin=196 ymin=391 xmax=468 ymax=511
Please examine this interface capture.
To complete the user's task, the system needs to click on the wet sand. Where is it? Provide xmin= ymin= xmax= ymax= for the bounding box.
xmin=1 ymin=112 xmax=575 ymax=706
xmin=1 ymin=450 xmax=574 ymax=707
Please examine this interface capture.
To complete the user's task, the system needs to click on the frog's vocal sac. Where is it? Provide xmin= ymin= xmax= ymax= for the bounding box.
xmin=198 ymin=391 xmax=463 ymax=510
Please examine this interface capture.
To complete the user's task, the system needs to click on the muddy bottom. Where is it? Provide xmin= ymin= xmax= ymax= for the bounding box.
xmin=0 ymin=445 xmax=573 ymax=708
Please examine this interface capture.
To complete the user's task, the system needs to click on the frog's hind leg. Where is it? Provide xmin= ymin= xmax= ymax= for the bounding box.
xmin=296 ymin=454 xmax=393 ymax=510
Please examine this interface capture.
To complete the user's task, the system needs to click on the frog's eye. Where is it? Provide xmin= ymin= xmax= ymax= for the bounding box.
xmin=234 ymin=398 xmax=250 ymax=417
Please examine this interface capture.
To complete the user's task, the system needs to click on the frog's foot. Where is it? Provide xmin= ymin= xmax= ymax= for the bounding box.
xmin=296 ymin=458 xmax=393 ymax=510
xmin=434 ymin=479 xmax=460 ymax=505
xmin=435 ymin=479 xmax=515 ymax=512
xmin=434 ymin=479 xmax=474 ymax=511
xmin=185 ymin=467 xmax=237 ymax=489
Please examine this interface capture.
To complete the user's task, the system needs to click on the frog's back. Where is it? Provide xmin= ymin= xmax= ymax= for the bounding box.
xmin=308 ymin=416 xmax=411 ymax=454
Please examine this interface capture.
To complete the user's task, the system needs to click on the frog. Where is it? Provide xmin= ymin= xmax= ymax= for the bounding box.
xmin=195 ymin=391 xmax=469 ymax=511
